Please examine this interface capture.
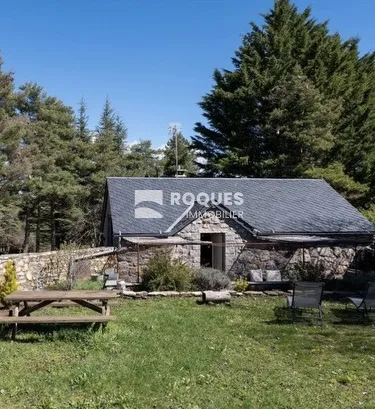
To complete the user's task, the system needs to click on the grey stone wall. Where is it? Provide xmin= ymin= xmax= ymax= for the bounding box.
xmin=0 ymin=247 xmax=114 ymax=290
xmin=117 ymin=244 xmax=175 ymax=282
xmin=176 ymin=210 xmax=251 ymax=270
xmin=116 ymin=210 xmax=358 ymax=282
xmin=229 ymin=245 xmax=356 ymax=279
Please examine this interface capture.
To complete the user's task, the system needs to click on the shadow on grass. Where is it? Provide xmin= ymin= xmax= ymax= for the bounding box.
xmin=266 ymin=306 xmax=324 ymax=326
xmin=330 ymin=307 xmax=374 ymax=326
xmin=0 ymin=323 xmax=102 ymax=342
xmin=266 ymin=305 xmax=374 ymax=327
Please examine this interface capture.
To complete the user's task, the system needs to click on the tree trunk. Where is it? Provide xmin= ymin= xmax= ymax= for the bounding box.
xmin=202 ymin=291 xmax=231 ymax=304
xmin=50 ymin=199 xmax=57 ymax=251
xmin=22 ymin=209 xmax=31 ymax=253
xmin=35 ymin=203 xmax=41 ymax=252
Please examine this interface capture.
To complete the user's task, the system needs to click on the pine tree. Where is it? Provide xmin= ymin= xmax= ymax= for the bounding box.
xmin=163 ymin=132 xmax=197 ymax=176
xmin=125 ymin=140 xmax=162 ymax=177
xmin=87 ymin=98 xmax=128 ymax=245
xmin=192 ymin=0 xmax=372 ymax=207
xmin=17 ymin=83 xmax=85 ymax=251
xmin=0 ymin=55 xmax=29 ymax=251
xmin=75 ymin=97 xmax=90 ymax=142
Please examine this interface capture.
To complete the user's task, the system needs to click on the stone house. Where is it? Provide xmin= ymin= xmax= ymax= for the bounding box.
xmin=102 ymin=177 xmax=375 ymax=282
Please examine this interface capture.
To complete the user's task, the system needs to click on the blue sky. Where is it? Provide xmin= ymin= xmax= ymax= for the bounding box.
xmin=1 ymin=0 xmax=374 ymax=147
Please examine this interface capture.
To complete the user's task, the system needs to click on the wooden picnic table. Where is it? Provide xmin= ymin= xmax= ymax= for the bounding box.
xmin=1 ymin=290 xmax=119 ymax=340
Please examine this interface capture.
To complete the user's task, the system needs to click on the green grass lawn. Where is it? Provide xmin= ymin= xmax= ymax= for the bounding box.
xmin=1 ymin=297 xmax=375 ymax=409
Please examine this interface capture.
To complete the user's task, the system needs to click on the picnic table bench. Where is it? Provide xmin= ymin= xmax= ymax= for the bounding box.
xmin=0 ymin=290 xmax=118 ymax=340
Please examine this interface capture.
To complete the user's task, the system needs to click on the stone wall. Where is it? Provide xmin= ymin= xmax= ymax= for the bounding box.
xmin=117 ymin=211 xmax=252 ymax=281
xmin=229 ymin=245 xmax=356 ymax=279
xmin=117 ymin=245 xmax=175 ymax=282
xmin=116 ymin=209 xmax=358 ymax=282
xmin=176 ymin=210 xmax=251 ymax=270
xmin=0 ymin=247 xmax=114 ymax=290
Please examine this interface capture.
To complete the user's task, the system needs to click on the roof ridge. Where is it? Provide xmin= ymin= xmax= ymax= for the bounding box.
xmin=107 ymin=177 xmax=325 ymax=181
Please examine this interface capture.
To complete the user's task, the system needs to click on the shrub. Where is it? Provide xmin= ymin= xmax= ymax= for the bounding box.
xmin=232 ymin=278 xmax=249 ymax=292
xmin=328 ymin=270 xmax=375 ymax=292
xmin=141 ymin=250 xmax=193 ymax=291
xmin=45 ymin=280 xmax=71 ymax=291
xmin=0 ymin=260 xmax=19 ymax=306
xmin=282 ymin=262 xmax=324 ymax=282
xmin=193 ymin=267 xmax=231 ymax=291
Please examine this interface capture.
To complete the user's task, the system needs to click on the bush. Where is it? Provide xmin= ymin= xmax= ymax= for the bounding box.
xmin=141 ymin=250 xmax=193 ymax=291
xmin=326 ymin=270 xmax=375 ymax=292
xmin=45 ymin=280 xmax=71 ymax=291
xmin=193 ymin=267 xmax=231 ymax=291
xmin=232 ymin=278 xmax=249 ymax=292
xmin=0 ymin=260 xmax=19 ymax=306
xmin=282 ymin=262 xmax=324 ymax=282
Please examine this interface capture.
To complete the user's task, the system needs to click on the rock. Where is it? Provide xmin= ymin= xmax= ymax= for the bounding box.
xmin=121 ymin=291 xmax=136 ymax=298
xmin=333 ymin=247 xmax=341 ymax=257
xmin=179 ymin=292 xmax=193 ymax=297
xmin=160 ymin=291 xmax=179 ymax=297
xmin=259 ymin=250 xmax=270 ymax=262
xmin=148 ymin=292 xmax=166 ymax=297
xmin=319 ymin=247 xmax=331 ymax=257
xmin=135 ymin=291 xmax=148 ymax=298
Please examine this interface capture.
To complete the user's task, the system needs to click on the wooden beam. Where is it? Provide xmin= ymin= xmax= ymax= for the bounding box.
xmin=72 ymin=299 xmax=103 ymax=314
xmin=0 ymin=315 xmax=116 ymax=324
xmin=19 ymin=300 xmax=55 ymax=316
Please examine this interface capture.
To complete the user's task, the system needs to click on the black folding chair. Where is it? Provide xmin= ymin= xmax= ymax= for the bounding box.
xmin=287 ymin=281 xmax=325 ymax=325
xmin=346 ymin=281 xmax=375 ymax=321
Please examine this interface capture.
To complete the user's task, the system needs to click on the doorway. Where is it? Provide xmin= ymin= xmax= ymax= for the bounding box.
xmin=200 ymin=233 xmax=225 ymax=271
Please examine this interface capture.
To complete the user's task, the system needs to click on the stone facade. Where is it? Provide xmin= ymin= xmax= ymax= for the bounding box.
xmin=117 ymin=245 xmax=175 ymax=282
xmin=0 ymin=247 xmax=114 ymax=290
xmin=117 ymin=210 xmax=358 ymax=282
xmin=176 ymin=210 xmax=250 ymax=270
xmin=229 ymin=246 xmax=357 ymax=279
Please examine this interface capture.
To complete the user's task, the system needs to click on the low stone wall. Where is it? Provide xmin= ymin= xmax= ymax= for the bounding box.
xmin=120 ymin=289 xmax=291 ymax=299
xmin=0 ymin=247 xmax=114 ymax=290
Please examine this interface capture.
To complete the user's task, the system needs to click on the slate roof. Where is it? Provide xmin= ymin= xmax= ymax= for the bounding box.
xmin=104 ymin=177 xmax=375 ymax=237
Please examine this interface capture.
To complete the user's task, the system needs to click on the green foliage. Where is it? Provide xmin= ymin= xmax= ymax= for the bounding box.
xmin=141 ymin=250 xmax=193 ymax=291
xmin=232 ymin=278 xmax=249 ymax=292
xmin=305 ymin=162 xmax=369 ymax=204
xmin=361 ymin=203 xmax=375 ymax=224
xmin=192 ymin=0 xmax=375 ymax=210
xmin=193 ymin=267 xmax=231 ymax=291
xmin=0 ymin=260 xmax=19 ymax=305
xmin=125 ymin=140 xmax=162 ymax=177
xmin=283 ymin=262 xmax=324 ymax=281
